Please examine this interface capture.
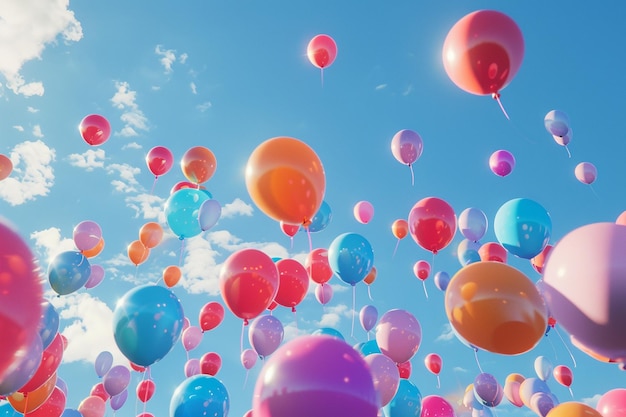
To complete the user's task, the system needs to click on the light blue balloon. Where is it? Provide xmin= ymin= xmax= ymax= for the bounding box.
xmin=494 ymin=198 xmax=552 ymax=259
xmin=165 ymin=188 xmax=211 ymax=239
xmin=457 ymin=239 xmax=481 ymax=266
xmin=170 ymin=374 xmax=229 ymax=417
xmin=312 ymin=327 xmax=344 ymax=340
xmin=357 ymin=339 xmax=380 ymax=356
xmin=48 ymin=251 xmax=91 ymax=295
xmin=434 ymin=271 xmax=450 ymax=292
xmin=0 ymin=402 xmax=17 ymax=416
xmin=39 ymin=299 xmax=59 ymax=349
xmin=328 ymin=232 xmax=374 ymax=286
xmin=307 ymin=200 xmax=332 ymax=233
xmin=61 ymin=410 xmax=83 ymax=417
xmin=113 ymin=285 xmax=185 ymax=367
xmin=383 ymin=379 xmax=422 ymax=417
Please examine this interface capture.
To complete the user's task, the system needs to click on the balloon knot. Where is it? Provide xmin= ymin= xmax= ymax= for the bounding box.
xmin=178 ymin=235 xmax=185 ymax=241
xmin=491 ymin=92 xmax=500 ymax=100
xmin=291 ymin=306 xmax=296 ymax=313
xmin=243 ymin=319 xmax=249 ymax=326
xmin=302 ymin=219 xmax=311 ymax=227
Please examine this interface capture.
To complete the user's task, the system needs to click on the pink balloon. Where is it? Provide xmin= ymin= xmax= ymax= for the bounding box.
xmin=413 ymin=260 xmax=431 ymax=281
xmin=248 ymin=315 xmax=284 ymax=359
xmin=552 ymin=365 xmax=573 ymax=388
xmin=79 ymin=114 xmax=111 ymax=146
xmin=597 ymin=388 xmax=626 ymax=417
xmin=375 ymin=309 xmax=422 ymax=364
xmin=184 ymin=358 xmax=201 ymax=377
xmin=146 ymin=146 xmax=174 ymax=177
xmin=420 ymin=395 xmax=455 ymax=417
xmin=182 ymin=325 xmax=203 ymax=352
xmin=241 ymin=348 xmax=258 ymax=370
xmin=365 ymin=353 xmax=400 ymax=407
xmin=574 ymin=162 xmax=597 ymax=185
xmin=198 ymin=301 xmax=225 ymax=332
xmin=73 ymin=220 xmax=102 ymax=252
xmin=102 ymin=365 xmax=131 ymax=397
xmin=504 ymin=380 xmax=524 ymax=407
xmin=27 ymin=385 xmax=66 ymax=417
xmin=359 ymin=305 xmax=378 ymax=333
xmin=84 ymin=264 xmax=105 ymax=289
xmin=314 ymin=283 xmax=333 ymax=305
xmin=391 ymin=129 xmax=424 ymax=166
xmin=489 ymin=149 xmax=515 ymax=177
xmin=78 ymin=395 xmax=106 ymax=417
xmin=307 ymin=34 xmax=337 ymax=69
xmin=280 ymin=221 xmax=300 ymax=238
xmin=424 ymin=353 xmax=442 ymax=375
xmin=354 ymin=201 xmax=375 ymax=224
xmin=244 ymin=410 xmax=254 ymax=417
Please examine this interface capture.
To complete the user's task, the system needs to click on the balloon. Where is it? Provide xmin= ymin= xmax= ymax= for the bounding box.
xmin=544 ymin=110 xmax=570 ymax=137
xmin=110 ymin=389 xmax=128 ymax=410
xmin=79 ymin=114 xmax=111 ymax=146
xmin=184 ymin=358 xmax=200 ymax=378
xmin=81 ymin=237 xmax=104 ymax=258
xmin=546 ymin=402 xmax=602 ymax=417
xmin=165 ymin=188 xmax=211 ymax=239
xmin=219 ymin=248 xmax=279 ymax=322
xmin=275 ymin=258 xmax=309 ymax=310
xmin=170 ymin=180 xmax=207 ymax=194
xmin=458 ymin=208 xmax=488 ymax=242
xmin=541 ymin=222 xmax=626 ymax=362
xmin=199 ymin=199 xmax=222 ymax=231
xmin=181 ymin=326 xmax=203 ymax=352
xmin=392 ymin=219 xmax=409 ymax=240
xmin=420 ymin=395 xmax=455 ymax=417
xmin=360 ymin=305 xmax=378 ymax=333
xmin=307 ymin=200 xmax=332 ymax=232
xmin=596 ymin=388 xmax=626 ymax=417
xmin=354 ymin=200 xmax=375 ymax=224
xmin=391 ymin=129 xmax=423 ymax=167
xmin=574 ymin=162 xmax=597 ymax=185
xmin=127 ymin=240 xmax=149 ymax=266
xmin=442 ymin=10 xmax=524 ymax=96
xmin=552 ymin=365 xmax=572 ymax=388
xmin=503 ymin=374 xmax=525 ymax=407
xmin=0 ymin=154 xmax=13 ymax=180
xmin=112 ymin=285 xmax=185 ymax=367
xmin=616 ymin=211 xmax=626 ymax=226
xmin=38 ymin=301 xmax=60 ymax=350
xmin=434 ymin=271 xmax=451 ymax=292
xmin=180 ymin=146 xmax=217 ymax=184
xmin=376 ymin=309 xmax=422 ymax=364
xmin=530 ymin=244 xmax=553 ymax=274
xmin=94 ymin=351 xmax=113 ymax=378
xmin=305 ymin=248 xmax=333 ymax=284
xmin=26 ymin=386 xmax=65 ymax=417
xmin=77 ymin=395 xmax=106 ymax=417
xmin=162 ymin=265 xmax=182 ymax=288
xmin=48 ymin=251 xmax=91 ymax=295
xmin=89 ymin=382 xmax=109 ymax=402
xmin=364 ymin=265 xmax=377 ymax=285
xmin=200 ymin=352 xmax=222 ymax=376
xmin=253 ymin=335 xmax=377 ymax=417
xmin=19 ymin=332 xmax=64 ymax=393
xmin=534 ymin=356 xmax=553 ymax=381
xmin=307 ymin=34 xmax=337 ymax=69
xmin=519 ymin=377 xmax=550 ymax=409
xmin=0 ymin=333 xmax=43 ymax=396
xmin=249 ymin=315 xmax=284 ymax=359
xmin=10 ymin=373 xmax=57 ymax=413
xmin=356 ymin=338 xmax=380 ymax=356
xmin=478 ymin=242 xmax=507 ymax=263
xmin=365 ymin=353 xmax=400 ymax=407
xmin=313 ymin=282 xmax=331 ymax=308
xmin=408 ymin=197 xmax=456 ymax=254
xmin=530 ymin=392 xmax=556 ymax=417
xmin=245 ymin=136 xmax=325 ymax=226
xmin=199 ymin=301 xmax=225 ymax=332
xmin=489 ymin=150 xmax=515 ymax=177
xmin=139 ymin=222 xmax=163 ymax=249
xmin=445 ymin=261 xmax=547 ymax=355
xmin=383 ymin=378 xmax=421 ymax=417
xmin=553 ymin=127 xmax=572 ymax=146
xmin=473 ymin=372 xmax=503 ymax=407
xmin=170 ymin=375 xmax=229 ymax=417
xmin=103 ymin=365 xmax=130 ymax=397
xmin=137 ymin=379 xmax=156 ymax=402
xmin=424 ymin=353 xmax=442 ymax=375
xmin=146 ymin=145 xmax=174 ymax=177
xmin=457 ymin=239 xmax=481 ymax=266
xmin=328 ymin=232 xmax=374 ymax=286
xmin=241 ymin=348 xmax=258 ymax=370
xmin=494 ymin=198 xmax=552 ymax=259
xmin=397 ymin=361 xmax=411 ymax=379
xmin=413 ymin=260 xmax=431 ymax=280
xmin=73 ymin=220 xmax=102 ymax=252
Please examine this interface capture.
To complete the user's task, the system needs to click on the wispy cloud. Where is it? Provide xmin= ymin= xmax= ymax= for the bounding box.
xmin=111 ymin=81 xmax=149 ymax=137
xmin=375 ymin=84 xmax=387 ymax=90
xmin=222 ymin=198 xmax=253 ymax=218
xmin=315 ymin=303 xmax=351 ymax=328
xmin=436 ymin=323 xmax=456 ymax=342
xmin=0 ymin=140 xmax=55 ymax=205
xmin=190 ymin=82 xmax=197 ymax=95
xmin=67 ymin=148 xmax=106 ymax=171
xmin=30 ymin=227 xmax=76 ymax=263
xmin=106 ymin=163 xmax=141 ymax=193
xmin=13 ymin=125 xmax=24 ymax=132
xmin=197 ymin=101 xmax=212 ymax=112
xmin=32 ymin=125 xmax=43 ymax=138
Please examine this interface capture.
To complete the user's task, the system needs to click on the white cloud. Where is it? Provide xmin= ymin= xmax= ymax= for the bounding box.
xmin=197 ymin=101 xmax=212 ymax=112
xmin=222 ymin=198 xmax=253 ymax=218
xmin=27 ymin=106 xmax=38 ymax=113
xmin=12 ymin=125 xmax=24 ymax=132
xmin=111 ymin=81 xmax=148 ymax=137
xmin=375 ymin=84 xmax=387 ymax=90
xmin=122 ymin=142 xmax=142 ymax=150
xmin=315 ymin=303 xmax=350 ymax=328
xmin=32 ymin=124 xmax=43 ymax=138
xmin=0 ymin=0 xmax=82 ymax=96
xmin=30 ymin=227 xmax=76 ymax=263
xmin=125 ymin=193 xmax=165 ymax=219
xmin=402 ymin=84 xmax=413 ymax=96
xmin=582 ymin=394 xmax=601 ymax=408
xmin=0 ymin=140 xmax=55 ymax=205
xmin=155 ymin=45 xmax=176 ymax=74
xmin=436 ymin=323 xmax=456 ymax=342
xmin=67 ymin=148 xmax=105 ymax=171
xmin=179 ymin=53 xmax=188 ymax=64
xmin=190 ymin=82 xmax=197 ymax=94
xmin=106 ymin=163 xmax=141 ymax=193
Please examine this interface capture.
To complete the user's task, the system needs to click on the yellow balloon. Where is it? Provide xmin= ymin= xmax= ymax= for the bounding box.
xmin=546 ymin=402 xmax=602 ymax=417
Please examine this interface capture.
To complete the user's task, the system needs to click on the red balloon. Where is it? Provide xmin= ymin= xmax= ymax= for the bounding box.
xmin=169 ymin=181 xmax=207 ymax=195
xmin=274 ymin=259 xmax=310 ymax=310
xmin=0 ymin=154 xmax=13 ymax=181
xmin=200 ymin=352 xmax=222 ymax=376
xmin=219 ymin=249 xmax=279 ymax=322
xmin=25 ymin=386 xmax=66 ymax=417
xmin=442 ymin=10 xmax=524 ymax=96
xmin=136 ymin=379 xmax=156 ymax=403
xmin=79 ymin=114 xmax=111 ymax=146
xmin=304 ymin=248 xmax=333 ymax=284
xmin=89 ymin=382 xmax=109 ymax=401
xmin=413 ymin=260 xmax=431 ymax=281
xmin=553 ymin=365 xmax=573 ymax=388
xmin=397 ymin=361 xmax=411 ymax=379
xmin=280 ymin=221 xmax=300 ymax=238
xmin=307 ymin=34 xmax=337 ymax=69
xmin=146 ymin=146 xmax=174 ymax=177
xmin=424 ymin=353 xmax=443 ymax=375
xmin=478 ymin=241 xmax=508 ymax=263
xmin=408 ymin=197 xmax=456 ymax=254
xmin=530 ymin=244 xmax=553 ymax=274
xmin=129 ymin=362 xmax=146 ymax=373
xmin=19 ymin=332 xmax=64 ymax=393
xmin=198 ymin=301 xmax=225 ymax=332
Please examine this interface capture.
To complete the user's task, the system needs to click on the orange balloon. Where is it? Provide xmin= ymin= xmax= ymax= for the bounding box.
xmin=445 ymin=261 xmax=547 ymax=355
xmin=139 ymin=222 xmax=163 ymax=249
xmin=127 ymin=240 xmax=150 ymax=266
xmin=0 ymin=154 xmax=13 ymax=181
xmin=478 ymin=241 xmax=507 ymax=263
xmin=245 ymin=137 xmax=325 ymax=226
xmin=82 ymin=237 xmax=105 ymax=258
xmin=616 ymin=210 xmax=626 ymax=226
xmin=505 ymin=373 xmax=525 ymax=384
xmin=181 ymin=146 xmax=217 ymax=184
xmin=163 ymin=265 xmax=182 ymax=288
xmin=9 ymin=373 xmax=57 ymax=413
xmin=546 ymin=402 xmax=602 ymax=417
xmin=364 ymin=266 xmax=377 ymax=285
xmin=392 ymin=219 xmax=409 ymax=240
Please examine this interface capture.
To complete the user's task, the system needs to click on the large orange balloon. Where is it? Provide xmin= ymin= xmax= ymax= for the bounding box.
xmin=546 ymin=402 xmax=602 ymax=417
xmin=9 ymin=373 xmax=57 ymax=413
xmin=445 ymin=261 xmax=547 ymax=355
xmin=442 ymin=10 xmax=524 ymax=96
xmin=245 ymin=137 xmax=325 ymax=226
xmin=139 ymin=222 xmax=163 ymax=249
xmin=0 ymin=154 xmax=12 ymax=181
xmin=181 ymin=146 xmax=217 ymax=184
xmin=127 ymin=240 xmax=149 ymax=266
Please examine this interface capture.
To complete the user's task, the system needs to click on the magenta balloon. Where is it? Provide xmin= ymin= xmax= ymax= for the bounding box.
xmin=182 ymin=325 xmax=203 ymax=352
xmin=597 ymin=388 xmax=626 ymax=417
xmin=574 ymin=162 xmax=597 ymax=185
xmin=73 ymin=220 xmax=102 ymax=252
xmin=421 ymin=395 xmax=455 ymax=417
xmin=248 ymin=315 xmax=285 ymax=359
xmin=489 ymin=150 xmax=515 ymax=177
xmin=473 ymin=373 xmax=503 ymax=407
xmin=458 ymin=207 xmax=488 ymax=242
xmin=253 ymin=335 xmax=379 ymax=417
xmin=375 ymin=309 xmax=422 ymax=364
xmin=359 ymin=305 xmax=378 ymax=333
xmin=103 ymin=365 xmax=131 ymax=397
xmin=94 ymin=350 xmax=113 ymax=378
xmin=198 ymin=199 xmax=222 ymax=231
xmin=391 ymin=129 xmax=423 ymax=166
xmin=184 ymin=358 xmax=201 ymax=377
xmin=542 ymin=222 xmax=626 ymax=362
xmin=85 ymin=264 xmax=105 ymax=289
xmin=364 ymin=353 xmax=400 ymax=407
xmin=241 ymin=348 xmax=258 ymax=370
xmin=315 ymin=283 xmax=333 ymax=305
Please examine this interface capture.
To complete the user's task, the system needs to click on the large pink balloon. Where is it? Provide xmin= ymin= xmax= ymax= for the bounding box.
xmin=78 ymin=395 xmax=106 ymax=417
xmin=574 ymin=162 xmax=597 ymax=185
xmin=375 ymin=309 xmax=422 ymax=364
xmin=391 ymin=129 xmax=424 ymax=166
xmin=597 ymin=388 xmax=626 ymax=417
xmin=420 ymin=395 xmax=455 ymax=417
xmin=542 ymin=222 xmax=626 ymax=362
xmin=365 ymin=353 xmax=400 ymax=407
xmin=253 ymin=335 xmax=379 ymax=417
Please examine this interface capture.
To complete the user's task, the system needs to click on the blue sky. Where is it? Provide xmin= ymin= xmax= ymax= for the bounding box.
xmin=0 ymin=1 xmax=625 ymax=416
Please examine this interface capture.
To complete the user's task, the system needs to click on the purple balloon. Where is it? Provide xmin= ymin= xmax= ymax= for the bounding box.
xmin=375 ymin=309 xmax=422 ymax=364
xmin=434 ymin=271 xmax=450 ymax=292
xmin=94 ymin=350 xmax=113 ymax=378
xmin=474 ymin=373 xmax=503 ymax=407
xmin=185 ymin=358 xmax=201 ymax=377
xmin=198 ymin=199 xmax=222 ymax=231
xmin=73 ymin=220 xmax=102 ymax=252
xmin=391 ymin=129 xmax=424 ymax=165
xmin=0 ymin=333 xmax=43 ymax=395
xmin=241 ymin=348 xmax=258 ymax=370
xmin=530 ymin=392 xmax=556 ymax=417
xmin=103 ymin=364 xmax=131 ymax=397
xmin=252 ymin=335 xmax=379 ymax=417
xmin=110 ymin=388 xmax=128 ymax=411
xmin=458 ymin=207 xmax=488 ymax=242
xmin=519 ymin=377 xmax=551 ymax=408
xmin=56 ymin=376 xmax=68 ymax=397
xmin=489 ymin=150 xmax=515 ymax=177
xmin=248 ymin=314 xmax=284 ymax=359
xmin=359 ymin=305 xmax=378 ymax=333
xmin=85 ymin=264 xmax=105 ymax=289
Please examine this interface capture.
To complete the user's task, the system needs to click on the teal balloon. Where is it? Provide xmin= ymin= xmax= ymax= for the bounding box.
xmin=357 ymin=339 xmax=381 ymax=356
xmin=494 ymin=198 xmax=552 ymax=259
xmin=328 ymin=232 xmax=374 ymax=286
xmin=312 ymin=327 xmax=344 ymax=340
xmin=0 ymin=402 xmax=17 ymax=416
xmin=384 ymin=379 xmax=422 ymax=417
xmin=48 ymin=251 xmax=91 ymax=295
xmin=165 ymin=188 xmax=211 ymax=239
xmin=170 ymin=374 xmax=229 ymax=417
xmin=307 ymin=200 xmax=332 ymax=233
xmin=113 ymin=285 xmax=184 ymax=367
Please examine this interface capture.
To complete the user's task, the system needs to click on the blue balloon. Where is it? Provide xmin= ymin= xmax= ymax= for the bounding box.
xmin=113 ymin=284 xmax=185 ymax=367
xmin=494 ymin=198 xmax=552 ymax=259
xmin=165 ymin=188 xmax=211 ymax=239
xmin=384 ymin=379 xmax=422 ymax=417
xmin=38 ymin=300 xmax=59 ymax=349
xmin=61 ymin=410 xmax=83 ymax=417
xmin=0 ymin=402 xmax=18 ymax=416
xmin=328 ymin=232 xmax=374 ymax=286
xmin=357 ymin=339 xmax=381 ymax=356
xmin=307 ymin=200 xmax=332 ymax=233
xmin=48 ymin=250 xmax=91 ymax=295
xmin=312 ymin=327 xmax=344 ymax=340
xmin=170 ymin=374 xmax=229 ymax=417
xmin=433 ymin=271 xmax=450 ymax=292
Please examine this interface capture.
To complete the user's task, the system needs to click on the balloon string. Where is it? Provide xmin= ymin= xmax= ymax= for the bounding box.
xmin=392 ymin=239 xmax=400 ymax=258
xmin=568 ymin=386 xmax=574 ymax=399
xmin=243 ymin=369 xmax=250 ymax=390
xmin=474 ymin=349 xmax=484 ymax=373
xmin=290 ymin=236 xmax=294 ymax=251
xmin=422 ymin=280 xmax=429 ymax=299
xmin=240 ymin=321 xmax=245 ymax=354
xmin=149 ymin=176 xmax=158 ymax=195
xmin=564 ymin=145 xmax=572 ymax=158
xmin=351 ymin=285 xmax=356 ymax=338
xmin=409 ymin=164 xmax=415 ymax=186
xmin=178 ymin=238 xmax=186 ymax=267
xmin=320 ymin=68 xmax=324 ymax=87
xmin=306 ymin=226 xmax=313 ymax=253
xmin=546 ymin=331 xmax=559 ymax=360
xmin=436 ymin=374 xmax=441 ymax=389
xmin=492 ymin=93 xmax=510 ymax=120
xmin=367 ymin=285 xmax=373 ymax=301
xmin=588 ymin=184 xmax=601 ymax=201
xmin=554 ymin=325 xmax=577 ymax=367
xmin=292 ymin=308 xmax=298 ymax=331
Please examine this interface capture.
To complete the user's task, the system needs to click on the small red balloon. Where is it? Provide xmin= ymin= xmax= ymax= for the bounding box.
xmin=79 ymin=114 xmax=111 ymax=146
xmin=307 ymin=34 xmax=337 ymax=69
xmin=146 ymin=146 xmax=174 ymax=177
